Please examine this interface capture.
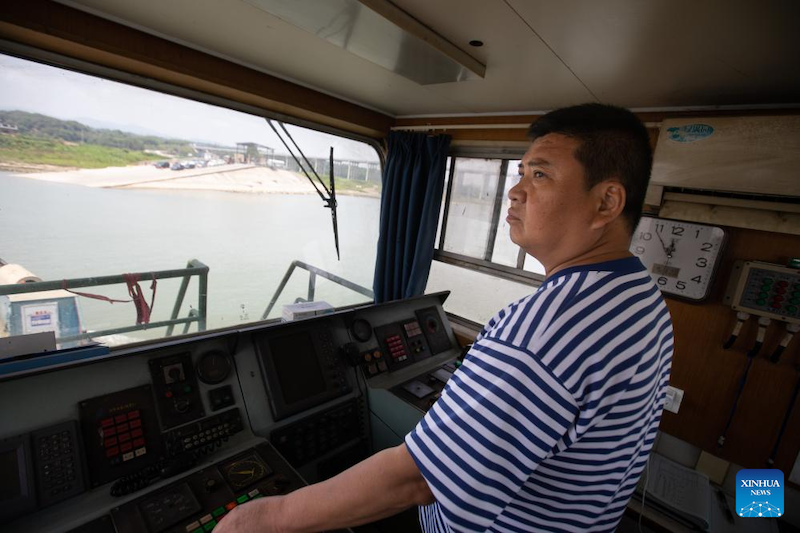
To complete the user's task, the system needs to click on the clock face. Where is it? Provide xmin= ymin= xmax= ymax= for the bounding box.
xmin=630 ymin=216 xmax=726 ymax=301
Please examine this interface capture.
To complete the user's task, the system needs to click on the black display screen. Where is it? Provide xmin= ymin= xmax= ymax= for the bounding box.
xmin=268 ymin=331 xmax=326 ymax=405
xmin=0 ymin=449 xmax=21 ymax=501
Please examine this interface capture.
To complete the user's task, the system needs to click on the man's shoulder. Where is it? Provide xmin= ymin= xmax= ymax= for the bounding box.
xmin=481 ymin=263 xmax=664 ymax=356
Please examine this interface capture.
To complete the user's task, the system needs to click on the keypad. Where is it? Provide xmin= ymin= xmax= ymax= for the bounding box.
xmin=38 ymin=430 xmax=76 ymax=495
xmin=99 ymin=409 xmax=146 ymax=466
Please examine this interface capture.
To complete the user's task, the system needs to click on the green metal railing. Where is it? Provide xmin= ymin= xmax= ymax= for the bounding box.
xmin=262 ymin=260 xmax=373 ymax=319
xmin=0 ymin=259 xmax=208 ymax=342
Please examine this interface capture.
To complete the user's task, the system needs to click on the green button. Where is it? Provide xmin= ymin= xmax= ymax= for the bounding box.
xmin=757 ymin=299 xmax=767 ymax=306
xmin=789 ymin=306 xmax=798 ymax=313
xmin=236 ymin=494 xmax=249 ymax=504
xmin=184 ymin=385 xmax=192 ymax=393
xmin=204 ymin=520 xmax=217 ymax=532
xmin=212 ymin=507 xmax=225 ymax=517
xmin=764 ymin=278 xmax=774 ymax=284
xmin=793 ymin=291 xmax=800 ymax=298
xmin=791 ymin=298 xmax=800 ymax=305
xmin=760 ymin=292 xmax=769 ymax=299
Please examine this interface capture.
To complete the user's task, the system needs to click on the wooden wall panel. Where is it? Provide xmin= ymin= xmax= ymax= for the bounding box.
xmin=659 ymin=228 xmax=800 ymax=475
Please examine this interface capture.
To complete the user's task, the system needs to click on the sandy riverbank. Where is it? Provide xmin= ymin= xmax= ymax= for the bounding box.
xmin=5 ymin=163 xmax=379 ymax=197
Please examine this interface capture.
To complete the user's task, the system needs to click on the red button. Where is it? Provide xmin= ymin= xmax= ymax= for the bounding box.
xmin=225 ymin=502 xmax=237 ymax=511
xmin=165 ymin=391 xmax=173 ymax=398
xmin=115 ymin=415 xmax=127 ymax=424
xmin=131 ymin=428 xmax=143 ymax=438
xmin=105 ymin=427 xmax=117 ymax=437
xmin=772 ymin=302 xmax=782 ymax=309
xmin=128 ymin=410 xmax=140 ymax=420
xmin=101 ymin=418 xmax=113 ymax=428
xmin=119 ymin=433 xmax=131 ymax=443
xmin=130 ymin=419 xmax=142 ymax=429
xmin=776 ymin=287 xmax=787 ymax=294
xmin=778 ymin=281 xmax=789 ymax=287
xmin=121 ymin=442 xmax=133 ymax=452
xmin=774 ymin=295 xmax=784 ymax=302
xmin=118 ymin=423 xmax=129 ymax=432
xmin=106 ymin=446 xmax=119 ymax=457
xmin=104 ymin=437 xmax=117 ymax=447
xmin=133 ymin=438 xmax=146 ymax=447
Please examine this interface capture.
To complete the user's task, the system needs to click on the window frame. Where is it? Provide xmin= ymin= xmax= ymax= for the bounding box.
xmin=0 ymin=42 xmax=386 ymax=351
xmin=435 ymin=147 xmax=544 ymax=288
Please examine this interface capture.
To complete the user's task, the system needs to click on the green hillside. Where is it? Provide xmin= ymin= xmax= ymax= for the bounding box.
xmin=0 ymin=110 xmax=194 ymax=169
xmin=0 ymin=134 xmax=162 ymax=168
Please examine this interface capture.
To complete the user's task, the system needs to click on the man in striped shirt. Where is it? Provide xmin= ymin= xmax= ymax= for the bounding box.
xmin=217 ymin=104 xmax=672 ymax=533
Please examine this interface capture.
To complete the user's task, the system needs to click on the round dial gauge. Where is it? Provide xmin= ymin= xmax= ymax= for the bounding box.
xmin=351 ymin=318 xmax=373 ymax=342
xmin=630 ymin=216 xmax=726 ymax=301
xmin=222 ymin=454 xmax=270 ymax=490
xmin=196 ymin=350 xmax=232 ymax=384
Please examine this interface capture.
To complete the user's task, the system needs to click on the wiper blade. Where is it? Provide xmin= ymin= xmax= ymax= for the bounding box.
xmin=266 ymin=119 xmax=340 ymax=259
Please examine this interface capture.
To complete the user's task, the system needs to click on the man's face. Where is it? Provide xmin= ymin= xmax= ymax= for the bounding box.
xmin=507 ymin=133 xmax=598 ymax=267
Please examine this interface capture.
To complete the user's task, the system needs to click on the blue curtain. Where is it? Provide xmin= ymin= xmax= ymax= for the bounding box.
xmin=373 ymin=131 xmax=451 ymax=303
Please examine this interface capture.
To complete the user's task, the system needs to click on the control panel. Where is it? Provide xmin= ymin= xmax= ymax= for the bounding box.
xmin=110 ymin=442 xmax=304 ymax=533
xmin=254 ymin=322 xmax=351 ymax=421
xmin=149 ymin=353 xmax=205 ymax=429
xmin=727 ymin=261 xmax=800 ymax=323
xmin=79 ymin=385 xmax=163 ymax=487
xmin=270 ymin=399 xmax=364 ymax=467
xmin=0 ymin=420 xmax=88 ymax=523
xmin=1 ymin=291 xmax=456 ymax=532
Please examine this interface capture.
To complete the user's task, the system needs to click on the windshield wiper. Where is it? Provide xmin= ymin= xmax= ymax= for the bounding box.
xmin=266 ymin=119 xmax=340 ymax=260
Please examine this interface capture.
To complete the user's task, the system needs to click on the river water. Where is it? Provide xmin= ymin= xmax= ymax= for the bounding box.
xmin=0 ymin=170 xmax=380 ymax=343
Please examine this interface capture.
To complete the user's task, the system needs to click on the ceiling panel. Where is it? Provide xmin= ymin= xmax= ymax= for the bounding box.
xmin=55 ymin=0 xmax=800 ymax=116
xmin=505 ymin=0 xmax=800 ymax=108
xmin=58 ymin=0 xmax=475 ymax=115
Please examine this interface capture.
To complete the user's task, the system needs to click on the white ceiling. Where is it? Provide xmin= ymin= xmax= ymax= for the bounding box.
xmin=58 ymin=0 xmax=800 ymax=117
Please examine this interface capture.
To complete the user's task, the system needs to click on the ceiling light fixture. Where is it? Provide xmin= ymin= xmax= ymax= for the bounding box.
xmin=244 ymin=0 xmax=485 ymax=85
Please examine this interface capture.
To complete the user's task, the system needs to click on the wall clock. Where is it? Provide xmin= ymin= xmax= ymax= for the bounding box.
xmin=630 ymin=216 xmax=726 ymax=301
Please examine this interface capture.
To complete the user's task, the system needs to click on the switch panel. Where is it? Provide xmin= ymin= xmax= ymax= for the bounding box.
xmin=728 ymin=261 xmax=800 ymax=324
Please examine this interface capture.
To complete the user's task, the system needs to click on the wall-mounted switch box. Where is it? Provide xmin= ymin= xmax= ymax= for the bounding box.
xmin=664 ymin=386 xmax=684 ymax=414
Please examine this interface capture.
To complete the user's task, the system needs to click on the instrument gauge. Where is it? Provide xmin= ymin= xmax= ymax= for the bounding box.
xmin=221 ymin=453 xmax=271 ymax=490
xmin=351 ymin=318 xmax=373 ymax=342
xmin=196 ymin=350 xmax=232 ymax=384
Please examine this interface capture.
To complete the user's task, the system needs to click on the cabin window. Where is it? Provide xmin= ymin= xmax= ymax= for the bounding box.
xmin=0 ymin=53 xmax=382 ymax=350
xmin=427 ymin=156 xmax=545 ymax=324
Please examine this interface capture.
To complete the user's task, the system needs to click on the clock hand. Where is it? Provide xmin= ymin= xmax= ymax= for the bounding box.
xmin=655 ymin=229 xmax=670 ymax=257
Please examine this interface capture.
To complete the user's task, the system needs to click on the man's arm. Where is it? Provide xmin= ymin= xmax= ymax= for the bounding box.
xmin=215 ymin=443 xmax=434 ymax=533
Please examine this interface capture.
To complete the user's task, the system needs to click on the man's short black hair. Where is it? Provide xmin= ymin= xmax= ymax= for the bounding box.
xmin=527 ymin=103 xmax=652 ymax=233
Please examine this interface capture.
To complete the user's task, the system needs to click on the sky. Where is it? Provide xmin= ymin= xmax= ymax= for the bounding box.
xmin=0 ymin=54 xmax=379 ymax=161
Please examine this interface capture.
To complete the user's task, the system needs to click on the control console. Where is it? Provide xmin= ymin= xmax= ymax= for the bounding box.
xmin=110 ymin=441 xmax=304 ymax=533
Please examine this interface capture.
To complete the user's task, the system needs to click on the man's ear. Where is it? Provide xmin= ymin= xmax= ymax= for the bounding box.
xmin=591 ymin=180 xmax=626 ymax=230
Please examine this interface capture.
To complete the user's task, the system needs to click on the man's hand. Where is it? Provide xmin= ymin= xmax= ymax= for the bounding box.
xmin=209 ymin=444 xmax=432 ymax=533
xmin=214 ymin=497 xmax=280 ymax=533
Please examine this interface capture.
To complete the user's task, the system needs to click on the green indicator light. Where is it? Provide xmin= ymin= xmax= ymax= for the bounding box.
xmin=757 ymin=299 xmax=767 ymax=306
xmin=237 ymin=494 xmax=249 ymax=504
xmin=212 ymin=507 xmax=225 ymax=517
xmin=789 ymin=306 xmax=798 ymax=313
xmin=184 ymin=385 xmax=192 ymax=393
xmin=791 ymin=298 xmax=800 ymax=305
xmin=763 ymin=278 xmax=774 ymax=285
xmin=760 ymin=292 xmax=769 ymax=298
xmin=203 ymin=521 xmax=216 ymax=532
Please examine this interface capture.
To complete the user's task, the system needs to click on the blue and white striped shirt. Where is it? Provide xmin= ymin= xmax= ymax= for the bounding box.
xmin=406 ymin=257 xmax=673 ymax=532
